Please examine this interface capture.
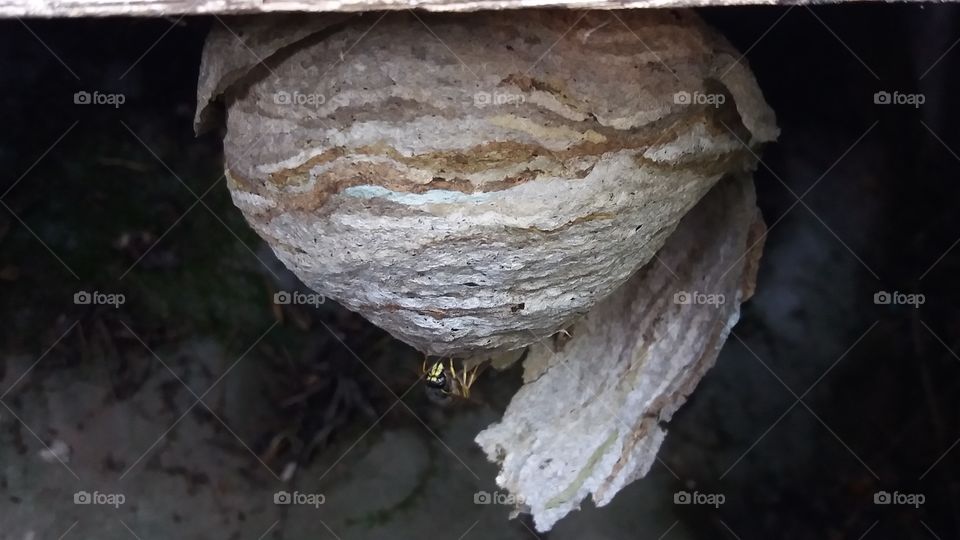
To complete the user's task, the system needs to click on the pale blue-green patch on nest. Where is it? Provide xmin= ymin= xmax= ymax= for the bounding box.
xmin=545 ymin=428 xmax=619 ymax=510
xmin=343 ymin=185 xmax=494 ymax=205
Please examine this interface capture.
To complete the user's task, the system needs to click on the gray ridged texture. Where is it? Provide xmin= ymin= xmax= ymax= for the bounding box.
xmin=197 ymin=10 xmax=777 ymax=355
xmin=476 ymin=174 xmax=766 ymax=531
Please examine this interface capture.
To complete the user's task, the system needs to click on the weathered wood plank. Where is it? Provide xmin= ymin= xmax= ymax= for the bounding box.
xmin=5 ymin=0 xmax=815 ymax=19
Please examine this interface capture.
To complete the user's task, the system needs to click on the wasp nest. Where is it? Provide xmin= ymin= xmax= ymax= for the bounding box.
xmin=196 ymin=10 xmax=777 ymax=356
xmin=197 ymin=10 xmax=777 ymax=531
xmin=477 ymin=173 xmax=765 ymax=530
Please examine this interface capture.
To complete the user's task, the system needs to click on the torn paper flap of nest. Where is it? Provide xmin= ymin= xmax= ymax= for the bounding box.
xmin=475 ymin=173 xmax=766 ymax=531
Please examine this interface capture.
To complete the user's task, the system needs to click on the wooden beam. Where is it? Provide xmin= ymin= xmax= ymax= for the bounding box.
xmin=4 ymin=0 xmax=809 ymax=19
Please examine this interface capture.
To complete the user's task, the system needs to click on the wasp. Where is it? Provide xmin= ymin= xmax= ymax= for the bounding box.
xmin=421 ymin=358 xmax=482 ymax=404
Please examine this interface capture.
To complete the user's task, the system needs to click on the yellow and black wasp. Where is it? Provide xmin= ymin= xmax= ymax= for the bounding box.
xmin=421 ymin=357 xmax=482 ymax=405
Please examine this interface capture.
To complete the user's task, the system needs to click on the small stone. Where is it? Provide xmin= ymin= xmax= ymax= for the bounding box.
xmin=38 ymin=439 xmax=70 ymax=464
